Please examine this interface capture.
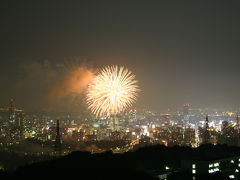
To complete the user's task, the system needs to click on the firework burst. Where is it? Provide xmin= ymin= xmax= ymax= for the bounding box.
xmin=86 ymin=65 xmax=139 ymax=117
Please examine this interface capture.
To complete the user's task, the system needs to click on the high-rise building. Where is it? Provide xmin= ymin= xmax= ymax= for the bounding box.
xmin=203 ymin=115 xmax=210 ymax=144
xmin=183 ymin=104 xmax=190 ymax=116
xmin=129 ymin=109 xmax=137 ymax=123
xmin=109 ymin=116 xmax=119 ymax=131
xmin=54 ymin=120 xmax=61 ymax=156
xmin=182 ymin=104 xmax=190 ymax=124
xmin=15 ymin=110 xmax=25 ymax=139
xmin=15 ymin=110 xmax=24 ymax=127
xmin=8 ymin=98 xmax=15 ymax=127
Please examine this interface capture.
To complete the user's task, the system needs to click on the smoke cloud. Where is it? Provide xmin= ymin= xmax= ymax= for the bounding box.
xmin=48 ymin=65 xmax=94 ymax=112
xmin=12 ymin=60 xmax=94 ymax=112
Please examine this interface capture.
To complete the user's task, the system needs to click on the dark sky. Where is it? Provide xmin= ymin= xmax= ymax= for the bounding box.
xmin=1 ymin=0 xmax=240 ymax=112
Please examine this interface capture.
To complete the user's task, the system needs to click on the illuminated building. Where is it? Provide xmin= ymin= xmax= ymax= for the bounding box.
xmin=181 ymin=156 xmax=240 ymax=177
xmin=236 ymin=115 xmax=240 ymax=131
xmin=160 ymin=114 xmax=171 ymax=126
xmin=218 ymin=119 xmax=239 ymax=146
xmin=203 ymin=115 xmax=210 ymax=144
xmin=8 ymin=98 xmax=15 ymax=127
xmin=109 ymin=116 xmax=120 ymax=131
xmin=129 ymin=109 xmax=137 ymax=123
xmin=15 ymin=110 xmax=24 ymax=128
xmin=182 ymin=104 xmax=190 ymax=124
xmin=236 ymin=115 xmax=240 ymax=146
xmin=14 ymin=110 xmax=25 ymax=140
xmin=183 ymin=104 xmax=190 ymax=116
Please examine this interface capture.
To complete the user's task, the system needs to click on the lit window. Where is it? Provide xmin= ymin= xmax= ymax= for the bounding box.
xmin=229 ymin=175 xmax=235 ymax=179
xmin=214 ymin=163 xmax=219 ymax=167
xmin=238 ymin=164 xmax=240 ymax=167
xmin=231 ymin=160 xmax=234 ymax=163
xmin=165 ymin=166 xmax=170 ymax=170
xmin=209 ymin=169 xmax=214 ymax=173
xmin=192 ymin=164 xmax=196 ymax=169
xmin=214 ymin=168 xmax=219 ymax=172
xmin=236 ymin=169 xmax=239 ymax=173
xmin=192 ymin=170 xmax=196 ymax=174
xmin=209 ymin=164 xmax=213 ymax=168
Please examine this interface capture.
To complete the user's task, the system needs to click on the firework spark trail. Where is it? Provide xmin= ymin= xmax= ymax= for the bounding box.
xmin=86 ymin=66 xmax=139 ymax=117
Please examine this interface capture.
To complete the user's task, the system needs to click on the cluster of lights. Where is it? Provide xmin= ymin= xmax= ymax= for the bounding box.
xmin=208 ymin=162 xmax=220 ymax=173
xmin=192 ymin=164 xmax=196 ymax=174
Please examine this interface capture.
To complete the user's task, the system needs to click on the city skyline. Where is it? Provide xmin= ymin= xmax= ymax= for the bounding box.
xmin=2 ymin=1 xmax=240 ymax=179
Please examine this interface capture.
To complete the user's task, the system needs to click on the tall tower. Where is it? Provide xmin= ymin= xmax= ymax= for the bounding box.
xmin=15 ymin=111 xmax=25 ymax=139
xmin=183 ymin=104 xmax=190 ymax=116
xmin=8 ymin=98 xmax=15 ymax=127
xmin=183 ymin=104 xmax=190 ymax=125
xmin=54 ymin=120 xmax=61 ymax=156
xmin=203 ymin=115 xmax=210 ymax=144
xmin=205 ymin=115 xmax=209 ymax=129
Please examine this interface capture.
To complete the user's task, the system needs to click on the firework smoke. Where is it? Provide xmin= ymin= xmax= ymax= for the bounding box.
xmin=13 ymin=60 xmax=94 ymax=112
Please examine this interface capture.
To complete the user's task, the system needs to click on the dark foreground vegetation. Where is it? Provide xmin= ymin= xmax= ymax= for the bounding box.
xmin=1 ymin=144 xmax=240 ymax=179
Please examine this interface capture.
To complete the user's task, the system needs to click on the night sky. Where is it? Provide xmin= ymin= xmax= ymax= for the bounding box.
xmin=1 ymin=0 xmax=240 ymax=112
